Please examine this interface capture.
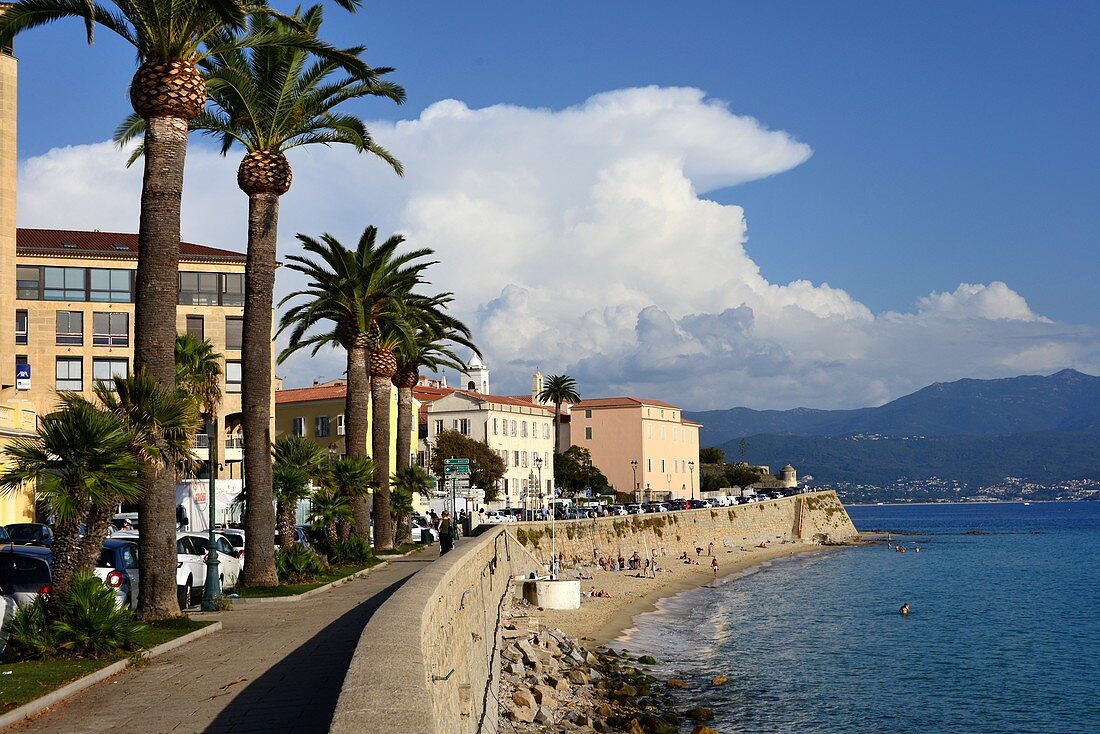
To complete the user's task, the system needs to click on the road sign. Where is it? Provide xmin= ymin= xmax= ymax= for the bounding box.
xmin=454 ymin=478 xmax=471 ymax=490
xmin=444 ymin=458 xmax=470 ymax=466
xmin=444 ymin=465 xmax=471 ymax=476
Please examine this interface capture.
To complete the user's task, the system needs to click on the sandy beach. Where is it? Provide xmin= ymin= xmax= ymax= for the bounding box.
xmin=535 ymin=540 xmax=843 ymax=647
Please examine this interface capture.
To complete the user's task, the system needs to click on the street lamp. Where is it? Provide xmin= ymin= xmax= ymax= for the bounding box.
xmin=689 ymin=460 xmax=695 ymax=501
xmin=200 ymin=418 xmax=220 ymax=612
xmin=630 ymin=460 xmax=638 ymax=504
xmin=535 ymin=455 xmax=553 ymax=578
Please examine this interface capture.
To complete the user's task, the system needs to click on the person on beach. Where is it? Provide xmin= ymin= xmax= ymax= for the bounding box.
xmin=618 ymin=555 xmax=626 ymax=570
xmin=711 ymin=557 xmax=719 ymax=576
xmin=899 ymin=603 xmax=910 ymax=615
xmin=707 ymin=542 xmax=714 ymax=556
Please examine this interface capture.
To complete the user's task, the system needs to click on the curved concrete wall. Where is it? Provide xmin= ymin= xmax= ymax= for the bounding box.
xmin=331 ymin=528 xmax=540 ymax=734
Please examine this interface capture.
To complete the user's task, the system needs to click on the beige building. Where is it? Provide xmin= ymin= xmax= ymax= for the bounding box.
xmin=424 ymin=390 xmax=556 ymax=509
xmin=0 ymin=28 xmax=38 ymax=524
xmin=273 ymin=379 xmax=419 ymax=475
xmin=569 ymin=397 xmax=701 ymax=500
xmin=13 ymin=228 xmax=256 ymax=480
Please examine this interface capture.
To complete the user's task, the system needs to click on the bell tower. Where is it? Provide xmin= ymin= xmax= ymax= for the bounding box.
xmin=531 ymin=369 xmax=544 ymax=403
xmin=461 ymin=355 xmax=489 ymax=394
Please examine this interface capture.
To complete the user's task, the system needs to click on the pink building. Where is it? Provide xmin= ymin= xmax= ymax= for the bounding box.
xmin=568 ymin=397 xmax=701 ymax=500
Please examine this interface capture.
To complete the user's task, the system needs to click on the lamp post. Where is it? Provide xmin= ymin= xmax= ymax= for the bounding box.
xmin=535 ymin=455 xmax=553 ymax=577
xmin=689 ymin=461 xmax=695 ymax=501
xmin=630 ymin=460 xmax=638 ymax=504
xmin=200 ymin=418 xmax=220 ymax=612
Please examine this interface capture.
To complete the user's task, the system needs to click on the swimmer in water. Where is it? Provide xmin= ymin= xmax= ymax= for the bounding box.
xmin=899 ymin=603 xmax=910 ymax=616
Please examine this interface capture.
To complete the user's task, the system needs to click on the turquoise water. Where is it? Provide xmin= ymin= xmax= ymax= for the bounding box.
xmin=614 ymin=502 xmax=1100 ymax=733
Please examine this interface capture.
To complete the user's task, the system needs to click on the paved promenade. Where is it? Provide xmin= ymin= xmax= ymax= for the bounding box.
xmin=7 ymin=553 xmax=434 ymax=734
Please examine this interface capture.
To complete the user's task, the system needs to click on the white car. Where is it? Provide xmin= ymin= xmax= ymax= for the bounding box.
xmin=113 ymin=530 xmax=234 ymax=608
xmin=483 ymin=511 xmax=512 ymax=524
xmin=181 ymin=532 xmax=242 ymax=592
xmin=411 ymin=524 xmax=440 ymax=542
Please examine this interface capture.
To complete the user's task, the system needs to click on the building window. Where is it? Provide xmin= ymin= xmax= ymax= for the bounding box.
xmin=434 ymin=420 xmax=444 ymax=435
xmin=510 ymin=420 xmax=517 ymax=437
xmin=92 ymin=312 xmax=128 ymax=347
xmin=225 ymin=317 xmax=243 ymax=350
xmin=223 ymin=273 xmax=245 ymax=306
xmin=179 ymin=272 xmax=220 ymax=306
xmin=15 ymin=310 xmax=28 ymax=345
xmin=292 ymin=417 xmax=305 ymax=437
xmin=521 ymin=451 xmax=529 ymax=468
xmin=647 ymin=424 xmax=653 ymax=439
xmin=315 ymin=416 xmax=330 ymax=438
xmin=225 ymin=361 xmax=242 ymax=393
xmin=513 ymin=450 xmax=519 ymax=467
xmin=501 ymin=450 xmax=509 ymax=468
xmin=43 ymin=267 xmax=85 ymax=301
xmin=55 ymin=357 xmax=83 ymax=391
xmin=521 ymin=421 xmax=528 ymax=438
xmin=647 ymin=458 xmax=652 ymax=472
xmin=336 ymin=414 xmax=345 ymax=436
xmin=543 ymin=423 xmax=551 ymax=440
xmin=584 ymin=426 xmax=592 ymax=440
xmin=661 ymin=459 xmax=666 ymax=472
xmin=89 ymin=269 xmax=132 ymax=302
xmin=544 ymin=452 xmax=549 ymax=466
xmin=185 ymin=315 xmax=204 ymax=340
xmin=16 ymin=266 xmax=41 ymax=299
xmin=92 ymin=357 xmax=129 ymax=388
xmin=55 ymin=310 xmax=83 ymax=345
xmin=492 ymin=418 xmax=498 ymax=435
xmin=584 ymin=409 xmax=592 ymax=419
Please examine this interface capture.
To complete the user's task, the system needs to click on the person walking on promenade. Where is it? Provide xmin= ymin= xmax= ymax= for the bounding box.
xmin=439 ymin=511 xmax=454 ymax=555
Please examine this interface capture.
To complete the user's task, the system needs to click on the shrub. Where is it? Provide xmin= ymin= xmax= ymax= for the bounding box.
xmin=275 ymin=545 xmax=326 ymax=583
xmin=328 ymin=536 xmax=374 ymax=566
xmin=8 ymin=572 xmax=143 ymax=660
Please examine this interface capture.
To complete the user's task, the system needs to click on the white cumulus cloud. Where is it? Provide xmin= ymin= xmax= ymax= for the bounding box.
xmin=17 ymin=86 xmax=1100 ymax=409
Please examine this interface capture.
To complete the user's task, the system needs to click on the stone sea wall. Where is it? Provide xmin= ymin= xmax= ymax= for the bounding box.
xmin=511 ymin=491 xmax=857 ymax=567
xmin=331 ymin=528 xmax=540 ymax=734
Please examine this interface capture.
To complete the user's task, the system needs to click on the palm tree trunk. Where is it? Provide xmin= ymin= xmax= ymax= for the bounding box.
xmin=241 ymin=191 xmax=280 ymax=587
xmin=370 ymin=374 xmax=395 ymax=550
xmin=78 ymin=503 xmax=116 ymax=572
xmin=133 ymin=115 xmax=189 ymax=621
xmin=554 ymin=400 xmax=562 ymax=455
xmin=396 ymin=385 xmax=414 ymax=473
xmin=344 ymin=341 xmax=371 ymax=536
xmin=49 ymin=518 xmax=83 ymax=598
xmin=277 ymin=502 xmax=296 ymax=550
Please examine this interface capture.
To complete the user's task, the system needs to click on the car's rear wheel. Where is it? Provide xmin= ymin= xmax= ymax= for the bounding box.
xmin=178 ymin=578 xmax=192 ymax=610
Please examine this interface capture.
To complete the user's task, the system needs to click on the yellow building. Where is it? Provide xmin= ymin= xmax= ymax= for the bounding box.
xmin=569 ymin=397 xmax=701 ymax=500
xmin=274 ymin=379 xmax=420 ymax=479
xmin=13 ymin=228 xmax=259 ymax=480
xmin=0 ymin=22 xmax=38 ymax=524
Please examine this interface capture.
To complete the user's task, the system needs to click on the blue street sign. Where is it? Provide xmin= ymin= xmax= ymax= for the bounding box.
xmin=16 ymin=363 xmax=30 ymax=391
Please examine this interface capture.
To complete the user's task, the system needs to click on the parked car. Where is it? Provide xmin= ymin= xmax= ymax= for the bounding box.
xmin=0 ymin=545 xmax=52 ymax=606
xmin=183 ymin=532 xmax=242 ymax=591
xmin=222 ymin=528 xmax=247 ymax=558
xmin=94 ymin=539 xmax=140 ymax=609
xmin=4 ymin=523 xmax=53 ymax=547
xmin=0 ymin=526 xmax=11 ymax=545
xmin=411 ymin=521 xmax=439 ymax=543
xmin=114 ymin=530 xmax=207 ymax=609
xmin=609 ymin=505 xmax=628 ymax=516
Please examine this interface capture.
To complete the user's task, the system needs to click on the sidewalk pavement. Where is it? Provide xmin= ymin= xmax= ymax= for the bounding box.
xmin=6 ymin=553 xmax=435 ymax=734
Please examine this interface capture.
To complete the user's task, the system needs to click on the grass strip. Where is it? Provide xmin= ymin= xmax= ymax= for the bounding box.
xmin=0 ymin=619 xmax=212 ymax=714
xmin=235 ymin=543 xmax=423 ymax=599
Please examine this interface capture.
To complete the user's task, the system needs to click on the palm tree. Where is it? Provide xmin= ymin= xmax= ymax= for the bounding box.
xmin=278 ymin=227 xmax=434 ymax=547
xmin=0 ymin=0 xmax=369 ymax=621
xmin=88 ymin=374 xmax=201 ymax=570
xmin=272 ymin=435 xmax=326 ymax=548
xmin=325 ymin=454 xmax=374 ymax=539
xmin=0 ymin=399 xmax=142 ymax=596
xmin=390 ymin=465 xmax=432 ymax=545
xmin=307 ymin=486 xmax=351 ymax=548
xmin=116 ymin=6 xmax=403 ymax=587
xmin=538 ymin=374 xmax=581 ymax=455
xmin=392 ymin=299 xmax=478 ymax=475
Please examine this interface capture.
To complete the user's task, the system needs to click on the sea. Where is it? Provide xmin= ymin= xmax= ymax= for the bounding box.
xmin=612 ymin=502 xmax=1100 ymax=734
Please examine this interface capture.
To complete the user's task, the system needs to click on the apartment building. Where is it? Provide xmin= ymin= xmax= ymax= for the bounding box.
xmin=0 ymin=33 xmax=38 ymax=523
xmin=12 ymin=228 xmax=258 ymax=480
xmin=569 ymin=397 xmax=701 ymax=500
xmin=424 ymin=390 xmax=556 ymax=509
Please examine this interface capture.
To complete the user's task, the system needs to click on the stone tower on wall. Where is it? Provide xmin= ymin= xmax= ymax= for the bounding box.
xmin=0 ymin=24 xmax=17 ymax=392
xmin=461 ymin=355 xmax=489 ymax=394
xmin=531 ymin=369 xmax=544 ymax=403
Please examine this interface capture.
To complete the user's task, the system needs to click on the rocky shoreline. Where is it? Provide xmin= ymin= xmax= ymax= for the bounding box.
xmin=500 ymin=599 xmax=721 ymax=734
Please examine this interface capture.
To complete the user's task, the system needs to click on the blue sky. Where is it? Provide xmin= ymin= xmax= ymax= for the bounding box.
xmin=11 ymin=1 xmax=1100 ymax=408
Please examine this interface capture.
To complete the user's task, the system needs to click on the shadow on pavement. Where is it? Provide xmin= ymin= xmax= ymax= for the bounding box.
xmin=203 ymin=563 xmax=428 ymax=734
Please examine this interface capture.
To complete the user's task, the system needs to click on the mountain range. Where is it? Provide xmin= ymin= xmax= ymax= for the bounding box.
xmin=684 ymin=370 xmax=1100 ymax=495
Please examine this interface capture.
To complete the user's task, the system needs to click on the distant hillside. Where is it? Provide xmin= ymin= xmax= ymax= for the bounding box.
xmin=716 ymin=431 xmax=1100 ymax=487
xmin=689 ymin=369 xmax=1100 ymax=447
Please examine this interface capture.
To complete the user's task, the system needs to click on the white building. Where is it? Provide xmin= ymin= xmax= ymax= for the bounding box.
xmin=425 ymin=390 xmax=555 ymax=510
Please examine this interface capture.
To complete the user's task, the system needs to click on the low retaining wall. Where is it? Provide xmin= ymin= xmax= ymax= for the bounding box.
xmin=331 ymin=527 xmax=540 ymax=734
xmin=511 ymin=491 xmax=857 ymax=567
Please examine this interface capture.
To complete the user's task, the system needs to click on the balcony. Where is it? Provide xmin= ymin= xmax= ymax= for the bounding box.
xmin=224 ymin=436 xmax=244 ymax=462
xmin=191 ymin=432 xmax=209 ymax=460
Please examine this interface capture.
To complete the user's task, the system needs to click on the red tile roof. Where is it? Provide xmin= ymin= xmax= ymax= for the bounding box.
xmin=275 ymin=384 xmax=346 ymax=405
xmin=572 ymin=396 xmax=681 ymax=410
xmin=426 ymin=389 xmax=553 ymax=414
xmin=412 ymin=386 xmax=454 ymax=403
xmin=17 ymin=228 xmax=247 ymax=263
